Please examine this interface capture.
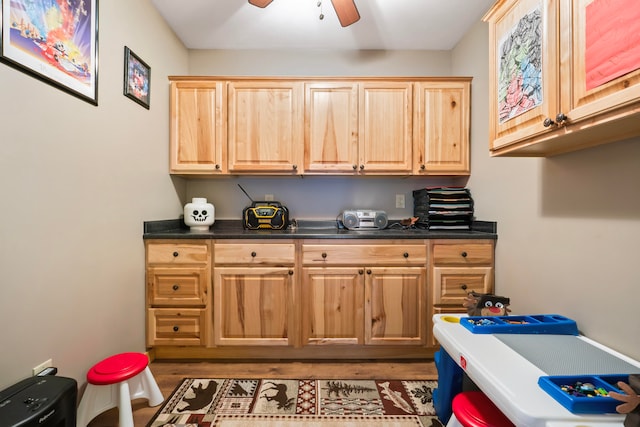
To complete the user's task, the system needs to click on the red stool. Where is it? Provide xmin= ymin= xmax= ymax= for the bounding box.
xmin=76 ymin=352 xmax=164 ymax=427
xmin=446 ymin=391 xmax=514 ymax=427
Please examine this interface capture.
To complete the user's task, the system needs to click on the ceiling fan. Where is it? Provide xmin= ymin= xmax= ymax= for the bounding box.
xmin=248 ymin=0 xmax=360 ymax=27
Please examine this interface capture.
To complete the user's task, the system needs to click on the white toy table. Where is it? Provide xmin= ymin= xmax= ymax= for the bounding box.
xmin=433 ymin=314 xmax=640 ymax=427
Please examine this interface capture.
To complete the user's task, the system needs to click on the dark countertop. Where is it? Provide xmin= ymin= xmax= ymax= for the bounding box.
xmin=143 ymin=219 xmax=497 ymax=240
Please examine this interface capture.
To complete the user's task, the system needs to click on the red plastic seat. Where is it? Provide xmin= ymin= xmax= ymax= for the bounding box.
xmin=451 ymin=391 xmax=514 ymax=427
xmin=87 ymin=352 xmax=148 ymax=385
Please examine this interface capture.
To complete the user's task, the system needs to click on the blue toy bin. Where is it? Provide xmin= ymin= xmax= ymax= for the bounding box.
xmin=460 ymin=314 xmax=578 ymax=335
xmin=538 ymin=374 xmax=629 ymax=414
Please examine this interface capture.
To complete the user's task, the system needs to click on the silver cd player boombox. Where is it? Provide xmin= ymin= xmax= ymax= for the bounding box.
xmin=339 ymin=209 xmax=388 ymax=230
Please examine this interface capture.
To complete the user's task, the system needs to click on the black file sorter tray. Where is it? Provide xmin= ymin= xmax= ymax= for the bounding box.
xmin=460 ymin=314 xmax=578 ymax=335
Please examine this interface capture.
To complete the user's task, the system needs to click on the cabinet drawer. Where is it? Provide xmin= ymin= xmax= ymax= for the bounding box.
xmin=432 ymin=243 xmax=493 ymax=265
xmin=214 ymin=243 xmax=295 ymax=264
xmin=147 ymin=242 xmax=210 ymax=265
xmin=147 ymin=267 xmax=208 ymax=307
xmin=433 ymin=266 xmax=493 ymax=306
xmin=302 ymin=244 xmax=426 ymax=265
xmin=147 ymin=308 xmax=206 ymax=346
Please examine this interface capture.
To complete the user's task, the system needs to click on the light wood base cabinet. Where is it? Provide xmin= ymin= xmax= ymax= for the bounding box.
xmin=145 ymin=238 xmax=495 ymax=359
xmin=145 ymin=240 xmax=212 ymax=347
xmin=428 ymin=240 xmax=495 ymax=346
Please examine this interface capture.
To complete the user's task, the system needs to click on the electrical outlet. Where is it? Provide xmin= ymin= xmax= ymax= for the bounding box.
xmin=32 ymin=359 xmax=53 ymax=376
xmin=264 ymin=194 xmax=274 ymax=201
xmin=395 ymin=194 xmax=405 ymax=209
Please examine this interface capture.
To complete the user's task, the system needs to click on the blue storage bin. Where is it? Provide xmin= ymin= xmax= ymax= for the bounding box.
xmin=460 ymin=314 xmax=578 ymax=335
xmin=434 ymin=349 xmax=463 ymax=424
xmin=538 ymin=374 xmax=630 ymax=414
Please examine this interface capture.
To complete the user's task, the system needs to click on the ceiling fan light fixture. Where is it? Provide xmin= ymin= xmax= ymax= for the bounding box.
xmin=330 ymin=0 xmax=360 ymax=27
xmin=248 ymin=0 xmax=274 ymax=8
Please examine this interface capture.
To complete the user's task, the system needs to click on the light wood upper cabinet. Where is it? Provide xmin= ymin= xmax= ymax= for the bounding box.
xmin=414 ymin=80 xmax=471 ymax=175
xmin=304 ymin=81 xmax=414 ymax=175
xmin=170 ymin=80 xmax=226 ymax=174
xmin=359 ymin=82 xmax=413 ymax=174
xmin=484 ymin=0 xmax=640 ymax=157
xmin=304 ymin=82 xmax=359 ymax=173
xmin=169 ymin=76 xmax=471 ymax=176
xmin=228 ymin=81 xmax=304 ymax=173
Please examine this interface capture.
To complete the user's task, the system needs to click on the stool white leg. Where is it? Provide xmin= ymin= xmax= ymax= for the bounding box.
xmin=76 ymin=384 xmax=118 ymax=427
xmin=118 ymin=381 xmax=134 ymax=427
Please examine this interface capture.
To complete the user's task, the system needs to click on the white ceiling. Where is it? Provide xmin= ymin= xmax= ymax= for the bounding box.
xmin=151 ymin=0 xmax=495 ymax=51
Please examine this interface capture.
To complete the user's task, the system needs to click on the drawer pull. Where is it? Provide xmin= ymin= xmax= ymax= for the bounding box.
xmin=251 ymin=251 xmax=257 ymax=257
xmin=461 ymin=284 xmax=468 ymax=291
xmin=461 ymin=251 xmax=468 ymax=258
xmin=172 ymin=284 xmax=180 ymax=291
xmin=173 ymin=251 xmax=179 ymax=257
xmin=173 ymin=326 xmax=179 ymax=332
xmin=321 ymin=252 xmax=327 ymax=258
xmin=403 ymin=252 xmax=409 ymax=258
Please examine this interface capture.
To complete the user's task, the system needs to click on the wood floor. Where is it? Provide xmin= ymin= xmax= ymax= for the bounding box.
xmin=87 ymin=359 xmax=437 ymax=426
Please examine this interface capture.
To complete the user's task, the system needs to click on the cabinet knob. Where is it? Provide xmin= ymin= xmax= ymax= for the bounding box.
xmin=461 ymin=251 xmax=468 ymax=258
xmin=403 ymin=252 xmax=409 ymax=258
xmin=366 ymin=269 xmax=372 ymax=275
xmin=173 ymin=326 xmax=179 ymax=332
xmin=292 ymin=164 xmax=298 ymax=170
xmin=352 ymin=164 xmax=358 ymax=170
xmin=461 ymin=284 xmax=468 ymax=291
xmin=172 ymin=284 xmax=179 ymax=291
xmin=288 ymin=270 xmax=294 ymax=275
xmin=359 ymin=164 xmax=365 ymax=170
xmin=556 ymin=113 xmax=568 ymax=124
xmin=543 ymin=117 xmax=556 ymax=127
xmin=251 ymin=251 xmax=257 ymax=257
xmin=215 ymin=164 xmax=220 ymax=170
xmin=173 ymin=251 xmax=179 ymax=257
xmin=321 ymin=252 xmax=327 ymax=258
xmin=420 ymin=164 xmax=426 ymax=170
xmin=359 ymin=269 xmax=364 ymax=275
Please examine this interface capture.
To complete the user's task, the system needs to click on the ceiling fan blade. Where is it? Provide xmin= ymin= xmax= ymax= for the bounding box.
xmin=248 ymin=0 xmax=273 ymax=8
xmin=330 ymin=0 xmax=360 ymax=27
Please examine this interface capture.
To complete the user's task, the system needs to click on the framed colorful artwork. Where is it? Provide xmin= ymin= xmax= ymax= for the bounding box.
xmin=123 ymin=46 xmax=150 ymax=109
xmin=0 ymin=0 xmax=99 ymax=105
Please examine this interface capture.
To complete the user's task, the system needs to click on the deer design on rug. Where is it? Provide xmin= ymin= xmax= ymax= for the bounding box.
xmin=260 ymin=381 xmax=295 ymax=410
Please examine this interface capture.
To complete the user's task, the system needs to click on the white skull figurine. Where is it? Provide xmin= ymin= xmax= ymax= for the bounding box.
xmin=183 ymin=198 xmax=215 ymax=231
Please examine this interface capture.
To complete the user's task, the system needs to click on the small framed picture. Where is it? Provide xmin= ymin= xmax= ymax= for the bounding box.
xmin=123 ymin=46 xmax=150 ymax=109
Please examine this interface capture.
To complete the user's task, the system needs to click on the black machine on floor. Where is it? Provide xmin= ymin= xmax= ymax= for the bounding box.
xmin=0 ymin=375 xmax=77 ymax=427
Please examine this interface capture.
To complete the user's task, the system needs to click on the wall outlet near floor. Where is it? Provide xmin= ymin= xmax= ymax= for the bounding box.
xmin=264 ymin=194 xmax=274 ymax=201
xmin=395 ymin=194 xmax=405 ymax=209
xmin=32 ymin=359 xmax=53 ymax=376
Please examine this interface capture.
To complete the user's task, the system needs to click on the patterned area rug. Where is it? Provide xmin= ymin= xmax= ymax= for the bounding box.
xmin=147 ymin=378 xmax=444 ymax=427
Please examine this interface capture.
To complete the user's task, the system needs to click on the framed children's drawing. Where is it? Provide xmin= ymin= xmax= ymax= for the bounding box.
xmin=0 ymin=0 xmax=99 ymax=105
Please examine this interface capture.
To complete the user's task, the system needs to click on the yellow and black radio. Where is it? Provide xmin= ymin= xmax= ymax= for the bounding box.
xmin=243 ymin=201 xmax=289 ymax=230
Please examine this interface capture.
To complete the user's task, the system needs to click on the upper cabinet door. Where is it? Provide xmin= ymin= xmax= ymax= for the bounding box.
xmin=359 ymin=82 xmax=413 ymax=174
xmin=170 ymin=80 xmax=226 ymax=174
xmin=563 ymin=0 xmax=640 ymax=122
xmin=485 ymin=0 xmax=559 ymax=153
xmin=304 ymin=82 xmax=359 ymax=173
xmin=228 ymin=81 xmax=304 ymax=173
xmin=413 ymin=80 xmax=471 ymax=175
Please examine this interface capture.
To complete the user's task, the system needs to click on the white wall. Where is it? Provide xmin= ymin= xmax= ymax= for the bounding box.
xmin=456 ymin=21 xmax=640 ymax=360
xmin=0 ymin=0 xmax=187 ymax=389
